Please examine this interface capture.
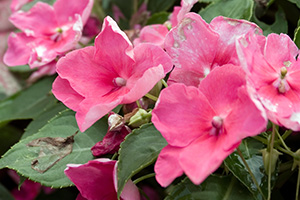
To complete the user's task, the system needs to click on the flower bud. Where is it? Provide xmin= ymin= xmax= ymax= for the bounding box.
xmin=292 ymin=149 xmax=300 ymax=170
xmin=261 ymin=148 xmax=282 ymax=173
xmin=128 ymin=108 xmax=152 ymax=128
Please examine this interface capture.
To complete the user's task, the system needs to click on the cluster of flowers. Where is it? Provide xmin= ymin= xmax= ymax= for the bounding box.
xmin=4 ymin=0 xmax=300 ymax=199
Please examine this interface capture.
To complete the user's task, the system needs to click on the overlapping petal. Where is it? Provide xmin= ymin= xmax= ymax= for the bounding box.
xmin=65 ymin=159 xmax=140 ymax=200
xmin=153 ymin=65 xmax=267 ymax=186
xmin=53 ymin=16 xmax=172 ymax=131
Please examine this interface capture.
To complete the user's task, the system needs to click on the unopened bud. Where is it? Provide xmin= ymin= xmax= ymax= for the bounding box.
xmin=292 ymin=149 xmax=300 ymax=170
xmin=128 ymin=108 xmax=152 ymax=128
xmin=261 ymin=148 xmax=282 ymax=173
xmin=108 ymin=112 xmax=124 ymax=132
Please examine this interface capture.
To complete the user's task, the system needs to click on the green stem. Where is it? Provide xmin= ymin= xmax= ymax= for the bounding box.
xmin=223 ymin=176 xmax=236 ymax=200
xmin=161 ymin=79 xmax=168 ymax=88
xmin=145 ymin=93 xmax=158 ymax=101
xmin=237 ymin=148 xmax=266 ymax=200
xmin=253 ymin=135 xmax=268 ymax=145
xmin=133 ymin=173 xmax=156 ymax=185
xmin=136 ymin=100 xmax=141 ymax=108
xmin=282 ymin=129 xmax=293 ymax=140
xmin=267 ymin=124 xmax=276 ymax=200
xmin=275 ymin=128 xmax=291 ymax=152
xmin=111 ymin=152 xmax=118 ymax=160
xmin=296 ymin=166 xmax=300 ymax=200
xmin=277 ymin=146 xmax=300 ymax=160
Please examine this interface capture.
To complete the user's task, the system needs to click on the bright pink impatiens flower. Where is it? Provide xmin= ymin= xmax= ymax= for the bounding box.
xmin=52 ymin=16 xmax=172 ymax=132
xmin=4 ymin=0 xmax=93 ymax=68
xmin=165 ymin=12 xmax=262 ymax=87
xmin=65 ymin=159 xmax=140 ymax=200
xmin=152 ymin=65 xmax=267 ymax=186
xmin=237 ymin=33 xmax=300 ymax=131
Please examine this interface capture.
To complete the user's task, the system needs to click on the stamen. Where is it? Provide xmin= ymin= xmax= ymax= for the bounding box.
xmin=113 ymin=77 xmax=127 ymax=87
xmin=211 ymin=116 xmax=223 ymax=131
xmin=278 ymin=80 xmax=286 ymax=93
xmin=280 ymin=67 xmax=287 ymax=79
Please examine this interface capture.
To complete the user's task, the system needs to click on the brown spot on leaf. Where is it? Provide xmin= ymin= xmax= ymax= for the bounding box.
xmin=27 ymin=131 xmax=78 ymax=173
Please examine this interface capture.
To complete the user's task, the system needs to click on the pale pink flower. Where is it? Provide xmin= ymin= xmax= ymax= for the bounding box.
xmin=4 ymin=0 xmax=94 ymax=68
xmin=170 ymin=0 xmax=198 ymax=27
xmin=237 ymin=33 xmax=300 ymax=131
xmin=52 ymin=16 xmax=172 ymax=132
xmin=165 ymin=12 xmax=262 ymax=87
xmin=133 ymin=24 xmax=169 ymax=47
xmin=152 ymin=65 xmax=267 ymax=186
xmin=10 ymin=0 xmax=33 ymax=12
xmin=65 ymin=159 xmax=140 ymax=200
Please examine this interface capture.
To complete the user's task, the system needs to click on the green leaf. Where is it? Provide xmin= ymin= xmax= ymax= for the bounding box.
xmin=252 ymin=6 xmax=288 ymax=36
xmin=294 ymin=20 xmax=300 ymax=48
xmin=287 ymin=0 xmax=300 ymax=9
xmin=148 ymin=0 xmax=177 ymax=13
xmin=224 ymin=138 xmax=276 ymax=200
xmin=165 ymin=175 xmax=254 ymax=200
xmin=0 ymin=77 xmax=56 ymax=124
xmin=0 ymin=183 xmax=14 ymax=200
xmin=0 ymin=110 xmax=108 ymax=188
xmin=8 ymin=65 xmax=34 ymax=73
xmin=117 ymin=123 xmax=167 ymax=198
xmin=22 ymin=103 xmax=68 ymax=139
xmin=21 ymin=0 xmax=56 ymax=11
xmin=199 ymin=0 xmax=254 ymax=23
xmin=146 ymin=12 xmax=170 ymax=25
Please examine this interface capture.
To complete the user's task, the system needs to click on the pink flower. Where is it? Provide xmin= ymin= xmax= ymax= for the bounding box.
xmin=65 ymin=159 xmax=140 ymax=200
xmin=152 ymin=65 xmax=267 ymax=186
xmin=133 ymin=24 xmax=169 ymax=47
xmin=165 ymin=12 xmax=262 ymax=87
xmin=170 ymin=0 xmax=198 ymax=27
xmin=52 ymin=16 xmax=172 ymax=132
xmin=237 ymin=33 xmax=300 ymax=131
xmin=4 ymin=0 xmax=94 ymax=68
xmin=10 ymin=0 xmax=33 ymax=12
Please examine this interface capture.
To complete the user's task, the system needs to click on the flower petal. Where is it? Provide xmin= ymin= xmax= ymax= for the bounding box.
xmin=154 ymin=145 xmax=184 ymax=187
xmin=152 ymin=83 xmax=215 ymax=147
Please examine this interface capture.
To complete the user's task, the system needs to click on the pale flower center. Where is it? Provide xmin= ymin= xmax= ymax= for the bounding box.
xmin=210 ymin=116 xmax=223 ymax=136
xmin=113 ymin=77 xmax=127 ymax=87
xmin=277 ymin=66 xmax=289 ymax=94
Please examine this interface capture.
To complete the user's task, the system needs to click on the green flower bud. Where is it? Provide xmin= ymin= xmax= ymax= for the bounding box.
xmin=261 ymin=148 xmax=282 ymax=173
xmin=292 ymin=149 xmax=300 ymax=171
xmin=128 ymin=108 xmax=152 ymax=128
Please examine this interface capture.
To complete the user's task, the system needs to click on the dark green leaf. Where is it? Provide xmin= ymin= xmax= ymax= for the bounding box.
xmin=165 ymin=175 xmax=254 ymax=200
xmin=0 ymin=110 xmax=108 ymax=188
xmin=0 ymin=183 xmax=14 ymax=200
xmin=148 ymin=0 xmax=177 ymax=13
xmin=294 ymin=24 xmax=300 ymax=49
xmin=199 ymin=0 xmax=254 ymax=23
xmin=287 ymin=0 xmax=300 ymax=9
xmin=22 ymin=103 xmax=68 ymax=139
xmin=117 ymin=123 xmax=167 ymax=198
xmin=252 ymin=6 xmax=288 ymax=36
xmin=146 ymin=12 xmax=170 ymax=25
xmin=0 ymin=77 xmax=56 ymax=124
xmin=224 ymin=138 xmax=275 ymax=200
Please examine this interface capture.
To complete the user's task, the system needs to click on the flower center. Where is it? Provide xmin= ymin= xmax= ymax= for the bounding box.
xmin=210 ymin=116 xmax=223 ymax=136
xmin=276 ymin=66 xmax=289 ymax=94
xmin=50 ymin=28 xmax=63 ymax=42
xmin=113 ymin=77 xmax=127 ymax=87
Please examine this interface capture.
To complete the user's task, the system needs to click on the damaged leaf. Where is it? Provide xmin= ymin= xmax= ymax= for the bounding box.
xmin=27 ymin=131 xmax=78 ymax=173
